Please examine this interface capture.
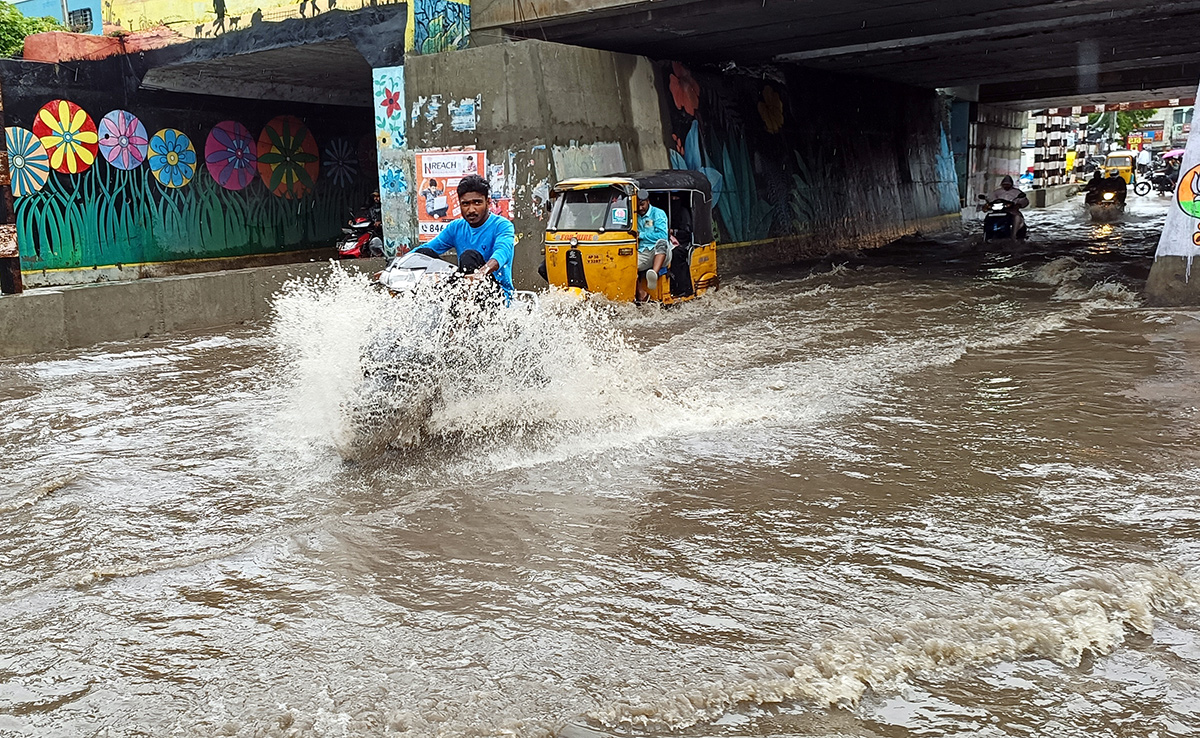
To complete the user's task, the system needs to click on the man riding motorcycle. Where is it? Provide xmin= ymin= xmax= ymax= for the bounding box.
xmin=989 ymin=175 xmax=1030 ymax=239
xmin=1085 ymin=169 xmax=1127 ymax=206
xmin=413 ymin=174 xmax=515 ymax=301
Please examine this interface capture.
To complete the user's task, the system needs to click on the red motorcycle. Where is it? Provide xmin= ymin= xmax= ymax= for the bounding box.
xmin=337 ymin=215 xmax=383 ymax=259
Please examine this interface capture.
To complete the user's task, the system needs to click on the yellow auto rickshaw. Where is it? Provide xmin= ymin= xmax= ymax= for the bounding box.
xmin=543 ymin=170 xmax=718 ymax=304
xmin=1104 ymin=150 xmax=1137 ymax=184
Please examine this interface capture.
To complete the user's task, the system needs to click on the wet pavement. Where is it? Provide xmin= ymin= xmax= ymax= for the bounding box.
xmin=1 ymin=193 xmax=1198 ymax=737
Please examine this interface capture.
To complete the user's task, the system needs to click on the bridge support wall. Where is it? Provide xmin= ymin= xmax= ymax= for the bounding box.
xmin=404 ymin=39 xmax=963 ymax=287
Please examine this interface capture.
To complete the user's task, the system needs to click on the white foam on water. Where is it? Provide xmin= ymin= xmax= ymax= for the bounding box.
xmin=266 ymin=261 xmax=1100 ymax=478
xmin=1033 ymin=257 xmax=1085 ymax=286
xmin=588 ymin=564 xmax=1200 ymax=732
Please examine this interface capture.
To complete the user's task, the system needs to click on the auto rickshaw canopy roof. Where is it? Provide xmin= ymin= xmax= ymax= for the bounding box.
xmin=552 ymin=169 xmax=712 ymax=201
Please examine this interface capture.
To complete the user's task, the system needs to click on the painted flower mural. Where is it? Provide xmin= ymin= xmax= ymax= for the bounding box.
xmin=380 ymin=87 xmax=403 ymax=119
xmin=323 ymin=138 xmax=358 ymax=187
xmin=758 ymin=86 xmax=785 ymax=134
xmin=148 ymin=128 xmax=197 ymax=188
xmin=669 ymin=119 xmax=723 ymax=207
xmin=32 ymin=99 xmax=99 ymax=175
xmin=380 ymin=166 xmax=407 ymax=196
xmin=256 ymin=115 xmax=320 ymax=199
xmin=205 ymin=121 xmax=258 ymax=191
xmin=669 ymin=62 xmax=700 ymax=117
xmin=373 ymin=67 xmax=406 ymax=151
xmin=97 ymin=110 xmax=149 ymax=170
xmin=4 ymin=127 xmax=51 ymax=197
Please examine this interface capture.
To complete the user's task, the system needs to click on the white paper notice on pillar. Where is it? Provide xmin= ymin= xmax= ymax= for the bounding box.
xmin=1155 ymin=80 xmax=1200 ymax=276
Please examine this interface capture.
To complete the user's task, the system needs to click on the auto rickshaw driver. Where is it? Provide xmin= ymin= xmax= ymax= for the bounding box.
xmin=635 ymin=189 xmax=672 ymax=302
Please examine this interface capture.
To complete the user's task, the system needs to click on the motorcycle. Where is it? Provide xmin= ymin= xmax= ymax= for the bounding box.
xmin=1133 ymin=169 xmax=1176 ymax=197
xmin=342 ymin=251 xmax=537 ymax=459
xmin=336 ymin=214 xmax=383 ymax=259
xmin=1084 ymin=189 xmax=1125 ymax=222
xmin=982 ymin=199 xmax=1026 ymax=241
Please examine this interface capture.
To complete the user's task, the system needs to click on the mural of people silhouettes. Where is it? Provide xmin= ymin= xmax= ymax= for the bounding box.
xmin=212 ymin=0 xmax=225 ymax=33
xmin=105 ymin=0 xmax=406 ymax=36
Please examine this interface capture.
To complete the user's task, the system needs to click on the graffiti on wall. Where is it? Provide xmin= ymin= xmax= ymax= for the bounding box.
xmin=661 ymin=61 xmax=960 ymax=246
xmin=8 ymin=99 xmax=366 ymax=271
xmin=103 ymin=0 xmax=404 ymax=37
xmin=407 ymin=0 xmax=470 ymax=55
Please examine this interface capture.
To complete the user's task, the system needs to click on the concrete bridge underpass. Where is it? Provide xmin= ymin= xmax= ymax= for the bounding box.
xmin=474 ymin=0 xmax=1200 ymax=109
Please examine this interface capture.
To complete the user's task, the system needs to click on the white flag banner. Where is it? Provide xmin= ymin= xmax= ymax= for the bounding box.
xmin=1155 ymin=81 xmax=1200 ymax=278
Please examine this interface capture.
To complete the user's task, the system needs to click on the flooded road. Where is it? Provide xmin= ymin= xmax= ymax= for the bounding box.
xmin=2 ymin=194 xmax=1198 ymax=737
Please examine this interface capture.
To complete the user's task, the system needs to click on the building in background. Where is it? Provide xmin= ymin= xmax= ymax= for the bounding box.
xmin=13 ymin=0 xmax=102 ymax=34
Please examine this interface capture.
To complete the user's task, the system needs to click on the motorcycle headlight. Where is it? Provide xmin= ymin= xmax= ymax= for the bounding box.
xmin=991 ymin=203 xmax=1004 ymax=211
xmin=1103 ymin=192 xmax=1115 ymax=201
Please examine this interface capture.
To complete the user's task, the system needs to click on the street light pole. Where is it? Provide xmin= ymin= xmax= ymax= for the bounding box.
xmin=60 ymin=0 xmax=69 ymax=27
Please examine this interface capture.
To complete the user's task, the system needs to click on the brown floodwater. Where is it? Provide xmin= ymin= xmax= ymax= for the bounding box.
xmin=1 ymin=194 xmax=1198 ymax=737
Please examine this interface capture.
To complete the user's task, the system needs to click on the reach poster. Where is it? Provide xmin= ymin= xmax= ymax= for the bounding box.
xmin=415 ymin=149 xmax=486 ymax=242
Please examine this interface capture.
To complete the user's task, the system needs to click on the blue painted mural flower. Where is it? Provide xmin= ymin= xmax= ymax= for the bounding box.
xmin=381 ymin=167 xmax=407 ymax=195
xmin=5 ymin=126 xmax=51 ymax=197
xmin=148 ymin=128 xmax=197 ymax=188
xmin=669 ymin=119 xmax=723 ymax=206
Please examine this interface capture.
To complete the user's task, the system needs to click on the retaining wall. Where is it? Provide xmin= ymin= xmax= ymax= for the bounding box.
xmin=0 ymin=259 xmax=383 ymax=358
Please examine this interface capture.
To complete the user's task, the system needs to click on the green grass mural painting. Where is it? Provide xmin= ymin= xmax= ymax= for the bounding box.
xmin=9 ymin=102 xmax=366 ymax=273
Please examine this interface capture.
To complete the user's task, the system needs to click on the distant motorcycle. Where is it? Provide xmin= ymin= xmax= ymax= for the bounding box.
xmin=1085 ymin=189 xmax=1125 ymax=222
xmin=337 ymin=214 xmax=383 ymax=259
xmin=1133 ymin=169 xmax=1176 ymax=197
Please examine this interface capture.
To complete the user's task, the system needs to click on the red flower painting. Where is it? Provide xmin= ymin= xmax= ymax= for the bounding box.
xmin=669 ymin=62 xmax=700 ymax=117
xmin=380 ymin=87 xmax=403 ymax=119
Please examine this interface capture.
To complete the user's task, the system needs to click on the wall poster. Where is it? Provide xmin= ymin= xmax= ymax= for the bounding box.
xmin=415 ymin=148 xmax=485 ymax=242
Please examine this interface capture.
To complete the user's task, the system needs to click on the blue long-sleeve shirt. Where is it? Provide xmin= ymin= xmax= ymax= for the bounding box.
xmin=637 ymin=204 xmax=669 ymax=252
xmin=422 ymin=213 xmax=516 ymax=295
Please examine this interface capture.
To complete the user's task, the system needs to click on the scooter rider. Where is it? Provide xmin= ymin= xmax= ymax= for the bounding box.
xmin=1101 ymin=168 xmax=1128 ymax=205
xmin=415 ymin=174 xmax=515 ymax=298
xmin=990 ymin=175 xmax=1029 ymax=239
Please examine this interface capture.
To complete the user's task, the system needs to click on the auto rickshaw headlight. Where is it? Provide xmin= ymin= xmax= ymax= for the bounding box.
xmin=570 ymin=237 xmax=578 ymax=246
xmin=1103 ymin=191 xmax=1115 ymax=201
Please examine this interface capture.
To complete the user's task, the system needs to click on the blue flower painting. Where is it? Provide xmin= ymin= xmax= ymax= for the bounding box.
xmin=149 ymin=128 xmax=197 ymax=188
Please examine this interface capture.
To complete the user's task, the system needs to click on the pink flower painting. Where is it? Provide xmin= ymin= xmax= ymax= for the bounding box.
xmin=97 ymin=110 xmax=149 ymax=170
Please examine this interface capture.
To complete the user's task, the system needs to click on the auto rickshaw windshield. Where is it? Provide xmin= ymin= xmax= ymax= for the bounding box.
xmin=549 ymin=187 xmax=632 ymax=232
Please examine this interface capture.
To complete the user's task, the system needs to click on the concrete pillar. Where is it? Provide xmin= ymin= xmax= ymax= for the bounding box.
xmin=372 ymin=65 xmax=414 ymax=256
xmin=0 ymin=78 xmax=22 ymax=295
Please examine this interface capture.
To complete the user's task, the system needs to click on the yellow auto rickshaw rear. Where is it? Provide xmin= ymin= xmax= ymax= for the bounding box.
xmin=1104 ymin=150 xmax=1137 ymax=184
